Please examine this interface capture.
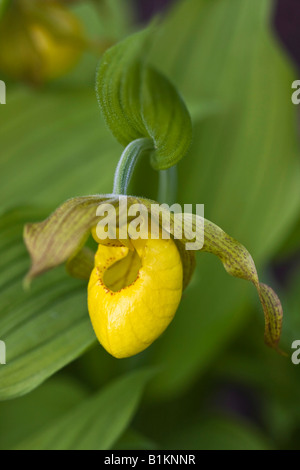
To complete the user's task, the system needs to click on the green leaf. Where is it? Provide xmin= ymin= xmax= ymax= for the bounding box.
xmin=0 ymin=377 xmax=89 ymax=450
xmin=96 ymin=27 xmax=192 ymax=170
xmin=15 ymin=369 xmax=154 ymax=450
xmin=0 ymin=86 xmax=121 ymax=213
xmin=145 ymin=0 xmax=300 ymax=397
xmin=0 ymin=208 xmax=96 ymax=400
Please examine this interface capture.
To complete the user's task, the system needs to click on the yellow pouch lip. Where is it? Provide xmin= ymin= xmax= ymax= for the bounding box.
xmin=88 ymin=237 xmax=183 ymax=358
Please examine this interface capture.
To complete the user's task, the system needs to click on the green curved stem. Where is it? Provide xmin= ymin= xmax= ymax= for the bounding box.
xmin=113 ymin=138 xmax=154 ymax=195
xmin=157 ymin=166 xmax=178 ymax=205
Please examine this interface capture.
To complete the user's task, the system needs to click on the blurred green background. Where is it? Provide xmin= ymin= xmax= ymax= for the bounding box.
xmin=0 ymin=0 xmax=300 ymax=450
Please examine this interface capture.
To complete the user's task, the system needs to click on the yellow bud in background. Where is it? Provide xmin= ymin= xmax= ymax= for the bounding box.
xmin=88 ymin=237 xmax=183 ymax=359
xmin=0 ymin=0 xmax=85 ymax=84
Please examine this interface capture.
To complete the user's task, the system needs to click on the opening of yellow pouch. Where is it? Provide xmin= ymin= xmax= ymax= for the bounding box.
xmin=102 ymin=247 xmax=142 ymax=292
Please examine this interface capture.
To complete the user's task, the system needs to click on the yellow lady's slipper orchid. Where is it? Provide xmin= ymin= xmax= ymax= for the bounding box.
xmin=88 ymin=236 xmax=183 ymax=358
xmin=24 ymin=195 xmax=284 ymax=357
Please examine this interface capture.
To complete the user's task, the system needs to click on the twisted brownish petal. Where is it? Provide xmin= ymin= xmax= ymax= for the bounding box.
xmin=165 ymin=212 xmax=285 ymax=353
xmin=24 ymin=195 xmax=115 ymax=282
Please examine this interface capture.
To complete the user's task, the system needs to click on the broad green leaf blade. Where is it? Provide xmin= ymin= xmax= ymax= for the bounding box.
xmin=0 ymin=208 xmax=96 ymax=400
xmin=146 ymin=0 xmax=300 ymax=397
xmin=0 ymin=86 xmax=121 ymax=213
xmin=0 ymin=377 xmax=88 ymax=450
xmin=15 ymin=369 xmax=154 ymax=450
xmin=96 ymin=27 xmax=192 ymax=170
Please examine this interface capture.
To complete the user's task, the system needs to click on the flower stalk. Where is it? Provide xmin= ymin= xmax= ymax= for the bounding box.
xmin=113 ymin=138 xmax=154 ymax=195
